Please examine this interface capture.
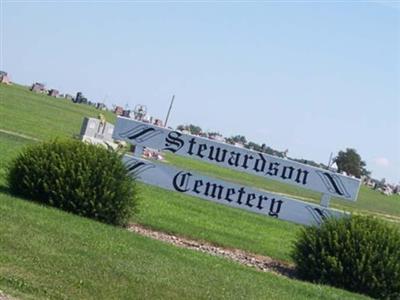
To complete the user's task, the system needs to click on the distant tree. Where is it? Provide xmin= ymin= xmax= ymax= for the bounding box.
xmin=188 ymin=124 xmax=202 ymax=135
xmin=261 ymin=143 xmax=266 ymax=152
xmin=360 ymin=160 xmax=371 ymax=177
xmin=207 ymin=131 xmax=222 ymax=138
xmin=176 ymin=124 xmax=202 ymax=135
xmin=177 ymin=125 xmax=185 ymax=131
xmin=334 ymin=148 xmax=369 ymax=178
xmin=291 ymin=158 xmax=322 ymax=168
xmin=226 ymin=135 xmax=247 ymax=146
xmin=246 ymin=141 xmax=262 ymax=152
xmin=207 ymin=132 xmax=224 ymax=141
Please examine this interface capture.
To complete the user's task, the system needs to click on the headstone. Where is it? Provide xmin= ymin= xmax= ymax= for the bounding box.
xmin=80 ymin=117 xmax=114 ymax=143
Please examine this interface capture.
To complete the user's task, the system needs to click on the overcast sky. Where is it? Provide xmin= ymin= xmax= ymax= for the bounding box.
xmin=1 ymin=1 xmax=399 ymax=183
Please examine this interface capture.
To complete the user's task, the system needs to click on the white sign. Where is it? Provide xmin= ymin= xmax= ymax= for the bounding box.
xmin=114 ymin=117 xmax=361 ymax=201
xmin=123 ymin=155 xmax=345 ymax=226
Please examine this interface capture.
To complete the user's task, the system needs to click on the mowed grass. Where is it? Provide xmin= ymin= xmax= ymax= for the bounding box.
xmin=0 ymin=83 xmax=382 ymax=298
xmin=1 ymin=83 xmax=399 ymax=257
xmin=0 ymin=133 xmax=325 ymax=299
xmin=134 ymin=183 xmax=300 ymax=261
xmin=0 ymin=131 xmax=300 ymax=261
xmin=0 ymin=84 xmax=116 ymax=140
xmin=0 ymin=191 xmax=369 ymax=300
xmin=0 ymin=105 xmax=365 ymax=299
xmin=0 ymin=132 xmax=36 ymax=181
xmin=0 ymin=84 xmax=303 ymax=260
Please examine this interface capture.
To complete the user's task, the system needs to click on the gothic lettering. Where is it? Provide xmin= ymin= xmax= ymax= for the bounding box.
xmin=242 ymin=154 xmax=254 ymax=169
xmin=281 ymin=166 xmax=295 ymax=180
xmin=295 ymin=169 xmax=309 ymax=185
xmin=204 ymin=182 xmax=224 ymax=199
xmin=227 ymin=151 xmax=241 ymax=167
xmin=164 ymin=131 xmax=184 ymax=153
xmin=225 ymin=188 xmax=236 ymax=202
xmin=267 ymin=162 xmax=280 ymax=176
xmin=257 ymin=195 xmax=268 ymax=210
xmin=170 ymin=171 xmax=284 ymax=218
xmin=269 ymin=199 xmax=283 ymax=217
xmin=208 ymin=146 xmax=228 ymax=162
xmin=254 ymin=153 xmax=267 ymax=173
xmin=246 ymin=193 xmax=256 ymax=207
xmin=172 ymin=171 xmax=192 ymax=192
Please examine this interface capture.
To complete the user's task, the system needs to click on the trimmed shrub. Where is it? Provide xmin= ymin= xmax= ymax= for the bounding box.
xmin=292 ymin=215 xmax=400 ymax=299
xmin=8 ymin=139 xmax=137 ymax=226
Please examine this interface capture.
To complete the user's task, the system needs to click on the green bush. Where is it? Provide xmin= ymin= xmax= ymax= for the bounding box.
xmin=292 ymin=215 xmax=400 ymax=299
xmin=8 ymin=139 xmax=137 ymax=226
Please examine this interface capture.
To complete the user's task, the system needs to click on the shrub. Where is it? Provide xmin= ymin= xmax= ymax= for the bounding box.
xmin=8 ymin=139 xmax=137 ymax=226
xmin=292 ymin=215 xmax=400 ymax=299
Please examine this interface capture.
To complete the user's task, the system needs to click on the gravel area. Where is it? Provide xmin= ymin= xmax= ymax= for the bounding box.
xmin=0 ymin=290 xmax=14 ymax=300
xmin=128 ymin=223 xmax=296 ymax=278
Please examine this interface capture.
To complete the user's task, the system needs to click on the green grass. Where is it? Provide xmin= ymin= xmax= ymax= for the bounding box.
xmin=0 ymin=191 xmax=369 ymax=300
xmin=134 ymin=183 xmax=300 ymax=261
xmin=0 ymin=83 xmax=392 ymax=298
xmin=0 ymin=84 xmax=115 ymax=140
xmin=0 ymin=130 xmax=300 ymax=262
xmin=2 ymin=83 xmax=398 ymax=220
xmin=0 ymin=132 xmax=36 ymax=181
xmin=0 ymin=84 xmax=302 ymax=261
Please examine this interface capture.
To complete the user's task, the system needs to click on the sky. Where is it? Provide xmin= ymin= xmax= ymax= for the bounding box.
xmin=1 ymin=1 xmax=399 ymax=183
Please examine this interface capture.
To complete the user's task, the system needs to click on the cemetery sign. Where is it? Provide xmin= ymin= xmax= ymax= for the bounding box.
xmin=122 ymin=155 xmax=344 ymax=226
xmin=113 ymin=117 xmax=361 ymax=201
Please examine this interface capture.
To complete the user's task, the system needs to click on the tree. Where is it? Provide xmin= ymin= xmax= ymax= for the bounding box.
xmin=176 ymin=125 xmax=185 ymax=131
xmin=226 ymin=135 xmax=247 ymax=146
xmin=246 ymin=141 xmax=262 ymax=152
xmin=188 ymin=124 xmax=202 ymax=135
xmin=360 ymin=160 xmax=371 ymax=177
xmin=207 ymin=132 xmax=224 ymax=140
xmin=334 ymin=148 xmax=369 ymax=178
xmin=176 ymin=124 xmax=202 ymax=135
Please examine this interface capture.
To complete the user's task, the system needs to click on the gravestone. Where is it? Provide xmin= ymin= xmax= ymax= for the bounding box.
xmin=80 ymin=117 xmax=114 ymax=143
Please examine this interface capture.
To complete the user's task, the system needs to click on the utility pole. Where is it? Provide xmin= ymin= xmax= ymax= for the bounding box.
xmin=327 ymin=152 xmax=334 ymax=169
xmin=164 ymin=95 xmax=175 ymax=127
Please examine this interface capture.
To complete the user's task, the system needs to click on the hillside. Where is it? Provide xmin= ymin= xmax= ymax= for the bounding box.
xmin=0 ymin=83 xmax=391 ymax=299
xmin=0 ymin=84 xmax=116 ymax=140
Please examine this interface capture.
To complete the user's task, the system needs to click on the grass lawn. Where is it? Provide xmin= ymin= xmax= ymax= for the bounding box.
xmin=0 ymin=84 xmax=302 ymax=262
xmin=0 ymin=190 xmax=369 ymax=300
xmin=0 ymin=83 xmax=394 ymax=298
xmin=0 ymin=130 xmax=301 ymax=262
xmin=134 ymin=183 xmax=300 ymax=261
xmin=1 ymin=84 xmax=399 ymax=261
xmin=0 ymin=84 xmax=116 ymax=140
xmin=0 ymin=132 xmax=36 ymax=180
xmin=2 ymin=83 xmax=399 ymax=221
